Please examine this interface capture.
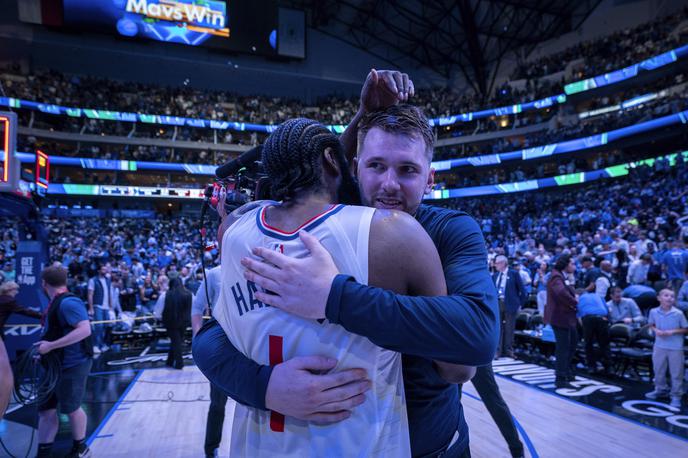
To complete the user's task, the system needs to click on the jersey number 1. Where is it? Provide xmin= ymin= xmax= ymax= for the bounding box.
xmin=269 ymin=335 xmax=285 ymax=432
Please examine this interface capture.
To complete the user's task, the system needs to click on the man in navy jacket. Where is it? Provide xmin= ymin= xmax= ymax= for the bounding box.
xmin=194 ymin=72 xmax=498 ymax=457
xmin=492 ymin=256 xmax=527 ymax=358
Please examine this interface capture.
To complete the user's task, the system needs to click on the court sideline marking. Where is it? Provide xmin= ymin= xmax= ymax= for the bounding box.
xmin=86 ymin=369 xmax=144 ymax=445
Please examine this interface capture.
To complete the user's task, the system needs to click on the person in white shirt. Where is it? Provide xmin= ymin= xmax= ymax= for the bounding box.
xmin=627 ymin=254 xmax=652 ymax=285
xmin=87 ymin=265 xmax=112 ymax=353
xmin=595 ymin=260 xmax=614 ymax=301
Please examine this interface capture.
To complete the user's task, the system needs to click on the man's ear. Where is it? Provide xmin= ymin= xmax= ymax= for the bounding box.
xmin=323 ymin=147 xmax=341 ymax=176
xmin=425 ymin=167 xmax=436 ymax=195
xmin=351 ymin=156 xmax=359 ymax=176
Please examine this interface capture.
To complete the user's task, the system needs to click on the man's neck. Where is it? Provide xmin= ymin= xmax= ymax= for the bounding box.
xmin=49 ymin=287 xmax=69 ymax=300
xmin=659 ymin=304 xmax=672 ymax=312
xmin=267 ymin=191 xmax=336 ymax=230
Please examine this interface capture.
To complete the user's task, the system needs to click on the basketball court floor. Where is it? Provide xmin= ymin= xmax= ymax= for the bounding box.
xmin=2 ymin=350 xmax=687 ymax=457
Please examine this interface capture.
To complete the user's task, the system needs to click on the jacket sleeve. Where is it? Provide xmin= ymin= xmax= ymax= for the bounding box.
xmin=325 ymin=214 xmax=499 ymax=366
xmin=192 ymin=320 xmax=273 ymax=410
xmin=10 ymin=299 xmax=42 ymax=320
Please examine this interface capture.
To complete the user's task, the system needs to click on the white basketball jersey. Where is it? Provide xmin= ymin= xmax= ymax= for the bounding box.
xmin=213 ymin=203 xmax=410 ymax=458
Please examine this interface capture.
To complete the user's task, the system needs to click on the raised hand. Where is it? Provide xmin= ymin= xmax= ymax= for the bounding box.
xmin=360 ymin=69 xmax=415 ymax=112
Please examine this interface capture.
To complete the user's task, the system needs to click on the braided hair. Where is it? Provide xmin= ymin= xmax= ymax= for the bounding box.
xmin=262 ymin=118 xmax=359 ymax=203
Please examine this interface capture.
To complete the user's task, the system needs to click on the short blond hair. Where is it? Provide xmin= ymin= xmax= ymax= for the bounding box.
xmin=0 ymin=281 xmax=19 ymax=295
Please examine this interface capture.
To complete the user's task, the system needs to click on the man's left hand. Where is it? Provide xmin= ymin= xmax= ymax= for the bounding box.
xmin=34 ymin=341 xmax=54 ymax=355
xmin=242 ymin=231 xmax=339 ymax=319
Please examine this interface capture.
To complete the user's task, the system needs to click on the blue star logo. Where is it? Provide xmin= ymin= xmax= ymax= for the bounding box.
xmin=164 ymin=24 xmax=191 ymax=44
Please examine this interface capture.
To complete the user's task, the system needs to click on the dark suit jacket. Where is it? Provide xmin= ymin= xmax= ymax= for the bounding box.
xmin=493 ymin=269 xmax=527 ymax=313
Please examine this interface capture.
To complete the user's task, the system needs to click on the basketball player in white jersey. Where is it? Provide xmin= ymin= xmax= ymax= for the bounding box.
xmin=212 ymin=118 xmax=457 ymax=457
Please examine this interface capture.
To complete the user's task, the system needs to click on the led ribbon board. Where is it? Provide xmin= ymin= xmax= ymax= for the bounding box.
xmin=44 ymin=151 xmax=688 ymax=200
xmin=430 ymin=109 xmax=688 ymax=171
xmin=16 ymin=107 xmax=687 ymax=175
xmin=427 ymin=151 xmax=688 ymax=200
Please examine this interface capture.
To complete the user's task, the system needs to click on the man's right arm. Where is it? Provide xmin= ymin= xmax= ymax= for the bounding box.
xmin=9 ymin=300 xmax=42 ymax=320
xmin=629 ymin=299 xmax=646 ymax=323
xmin=339 ymin=69 xmax=413 ymax=162
xmin=87 ymin=280 xmax=94 ymax=313
xmin=190 ymin=278 xmax=208 ymax=336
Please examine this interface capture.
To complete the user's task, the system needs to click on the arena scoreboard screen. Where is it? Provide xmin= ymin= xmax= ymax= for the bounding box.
xmin=0 ymin=112 xmax=18 ymax=193
xmin=61 ymin=0 xmax=281 ymax=57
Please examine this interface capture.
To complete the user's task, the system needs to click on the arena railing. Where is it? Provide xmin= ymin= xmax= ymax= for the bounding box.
xmin=0 ymin=44 xmax=686 ymax=133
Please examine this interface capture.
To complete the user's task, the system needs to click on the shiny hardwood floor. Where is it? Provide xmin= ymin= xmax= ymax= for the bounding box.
xmin=83 ymin=365 xmax=688 ymax=457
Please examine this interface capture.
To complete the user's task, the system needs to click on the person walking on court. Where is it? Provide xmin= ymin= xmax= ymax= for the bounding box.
xmin=160 ymin=277 xmax=191 ymax=369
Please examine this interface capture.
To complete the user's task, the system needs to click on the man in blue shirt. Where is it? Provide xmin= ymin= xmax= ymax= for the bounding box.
xmin=194 ymin=73 xmax=499 ymax=457
xmin=35 ymin=265 xmax=93 ymax=458
xmin=576 ymin=288 xmax=610 ymax=373
xmin=662 ymin=239 xmax=688 ymax=293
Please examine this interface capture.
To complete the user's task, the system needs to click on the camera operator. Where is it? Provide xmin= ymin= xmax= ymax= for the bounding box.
xmin=35 ymin=265 xmax=94 ymax=458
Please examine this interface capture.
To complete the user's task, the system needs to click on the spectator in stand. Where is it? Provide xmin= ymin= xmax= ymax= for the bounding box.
xmin=579 ymin=257 xmax=601 ymax=291
xmin=532 ymin=262 xmax=549 ymax=316
xmin=545 ymin=254 xmax=578 ymax=388
xmin=576 ymin=288 xmax=611 ymax=373
xmin=87 ymin=264 xmax=112 ymax=354
xmin=139 ymin=274 xmax=158 ymax=313
xmin=676 ymin=275 xmax=688 ymax=312
xmin=0 ymin=262 xmax=15 ymax=284
xmin=514 ymin=260 xmax=533 ymax=296
xmin=645 ymin=289 xmax=688 ymax=409
xmin=627 ymin=253 xmax=652 ymax=285
xmin=613 ymin=249 xmax=631 ymax=289
xmin=661 ymin=239 xmax=688 ymax=293
xmin=595 ymin=260 xmax=615 ymax=301
xmin=607 ymin=287 xmax=646 ymax=327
